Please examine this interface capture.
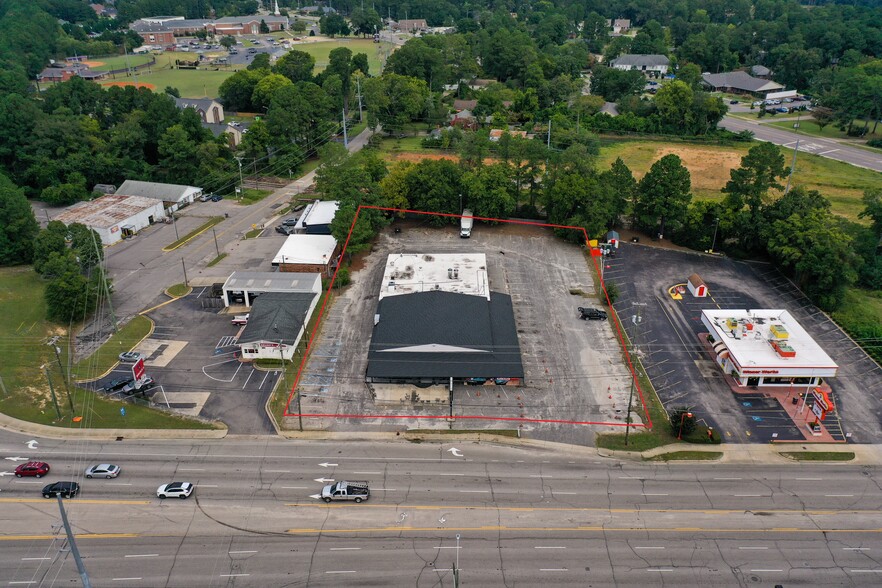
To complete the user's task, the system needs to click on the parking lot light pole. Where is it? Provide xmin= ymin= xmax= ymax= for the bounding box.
xmin=678 ymin=411 xmax=693 ymax=440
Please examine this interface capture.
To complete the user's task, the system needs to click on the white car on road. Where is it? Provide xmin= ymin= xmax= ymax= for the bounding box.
xmin=157 ymin=482 xmax=194 ymax=499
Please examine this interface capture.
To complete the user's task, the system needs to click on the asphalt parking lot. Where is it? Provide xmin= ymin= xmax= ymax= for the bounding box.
xmin=287 ymin=220 xmax=634 ymax=445
xmin=604 ymin=243 xmax=882 ymax=443
xmin=91 ymin=293 xmax=280 ymax=434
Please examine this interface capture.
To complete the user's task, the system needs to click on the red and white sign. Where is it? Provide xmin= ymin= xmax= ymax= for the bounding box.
xmin=132 ymin=357 xmax=146 ymax=382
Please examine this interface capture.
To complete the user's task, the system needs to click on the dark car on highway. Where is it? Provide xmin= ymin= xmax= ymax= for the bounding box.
xmin=42 ymin=481 xmax=80 ymax=499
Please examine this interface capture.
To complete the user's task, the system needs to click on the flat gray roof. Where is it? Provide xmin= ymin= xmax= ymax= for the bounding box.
xmin=223 ymin=271 xmax=320 ymax=292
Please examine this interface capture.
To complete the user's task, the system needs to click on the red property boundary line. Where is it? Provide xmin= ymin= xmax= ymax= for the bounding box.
xmin=283 ymin=206 xmax=652 ymax=430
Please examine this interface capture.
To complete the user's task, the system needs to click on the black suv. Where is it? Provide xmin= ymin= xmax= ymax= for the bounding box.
xmin=578 ymin=307 xmax=607 ymax=320
xmin=104 ymin=378 xmax=134 ymax=393
xmin=42 ymin=481 xmax=80 ymax=499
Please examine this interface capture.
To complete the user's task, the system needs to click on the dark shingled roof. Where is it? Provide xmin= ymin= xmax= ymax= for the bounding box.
xmin=366 ymin=290 xmax=524 ymax=379
xmin=238 ymin=292 xmax=316 ymax=346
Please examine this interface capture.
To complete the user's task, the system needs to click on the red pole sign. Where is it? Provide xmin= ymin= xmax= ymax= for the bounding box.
xmin=132 ymin=357 xmax=146 ymax=382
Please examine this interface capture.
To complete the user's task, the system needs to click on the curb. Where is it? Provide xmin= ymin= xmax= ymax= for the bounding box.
xmin=0 ymin=410 xmax=226 ymax=441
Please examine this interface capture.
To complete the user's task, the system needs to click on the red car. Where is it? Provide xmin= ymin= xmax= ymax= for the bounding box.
xmin=15 ymin=461 xmax=50 ymax=478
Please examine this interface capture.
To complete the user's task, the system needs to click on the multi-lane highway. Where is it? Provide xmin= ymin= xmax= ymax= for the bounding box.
xmin=2 ymin=434 xmax=882 ymax=586
xmin=720 ymin=115 xmax=882 ymax=173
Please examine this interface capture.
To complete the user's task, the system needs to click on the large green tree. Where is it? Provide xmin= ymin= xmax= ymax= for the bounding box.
xmin=0 ymin=174 xmax=38 ymax=265
xmin=723 ymin=142 xmax=786 ymax=251
xmin=635 ymin=154 xmax=692 ymax=239
xmin=273 ymin=50 xmax=315 ymax=84
xmin=362 ymin=74 xmax=429 ymax=133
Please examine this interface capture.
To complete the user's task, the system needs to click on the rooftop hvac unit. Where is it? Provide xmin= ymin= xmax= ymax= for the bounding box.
xmin=448 ymin=268 xmax=453 ymax=279
xmin=454 ymin=268 xmax=459 ymax=279
xmin=374 ymin=314 xmax=380 ymax=326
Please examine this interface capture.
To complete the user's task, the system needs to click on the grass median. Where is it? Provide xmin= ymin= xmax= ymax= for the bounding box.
xmin=164 ymin=216 xmax=225 ymax=251
xmin=780 ymin=451 xmax=855 ymax=462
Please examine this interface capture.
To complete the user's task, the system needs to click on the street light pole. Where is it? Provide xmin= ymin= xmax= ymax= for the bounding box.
xmin=710 ymin=217 xmax=720 ymax=253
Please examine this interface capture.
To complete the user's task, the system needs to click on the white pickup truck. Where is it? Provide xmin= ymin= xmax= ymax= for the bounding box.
xmin=321 ymin=481 xmax=370 ymax=503
xmin=460 ymin=209 xmax=473 ymax=238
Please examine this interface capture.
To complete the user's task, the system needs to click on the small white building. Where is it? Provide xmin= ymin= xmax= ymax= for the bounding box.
xmin=222 ymin=271 xmax=321 ymax=308
xmin=53 ymin=194 xmax=166 ymax=245
xmin=687 ymin=273 xmax=707 ymax=297
xmin=702 ymin=309 xmax=838 ymax=388
xmin=609 ymin=54 xmax=670 ymax=76
xmin=272 ymin=234 xmax=339 ymax=275
xmin=237 ymin=292 xmax=320 ymax=361
xmin=116 ymin=180 xmax=203 ymax=213
xmin=293 ymin=199 xmax=339 ymax=234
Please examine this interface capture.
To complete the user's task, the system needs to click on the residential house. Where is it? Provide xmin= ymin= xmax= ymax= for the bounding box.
xmin=173 ymin=97 xmax=224 ymax=124
xmin=750 ymin=65 xmax=772 ymax=79
xmin=203 ymin=121 xmax=249 ymax=147
xmin=488 ymin=129 xmax=531 ymax=142
xmin=701 ymin=71 xmax=785 ymax=97
xmin=394 ymin=19 xmax=428 ymax=33
xmin=609 ymin=54 xmax=670 ymax=77
xmin=606 ymin=19 xmax=631 ymax=34
xmin=453 ymin=99 xmax=478 ymax=112
xmin=450 ymin=109 xmax=477 ymax=130
xmin=115 ymin=180 xmax=202 ymax=213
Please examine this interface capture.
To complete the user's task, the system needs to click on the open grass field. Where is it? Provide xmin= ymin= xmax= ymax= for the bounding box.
xmin=86 ymin=53 xmax=154 ymax=71
xmin=105 ymin=68 xmax=234 ymax=98
xmin=298 ymin=39 xmax=392 ymax=76
xmin=767 ymin=118 xmax=882 ymax=142
xmin=0 ymin=268 xmax=212 ymax=429
xmin=596 ymin=138 xmax=882 ymax=221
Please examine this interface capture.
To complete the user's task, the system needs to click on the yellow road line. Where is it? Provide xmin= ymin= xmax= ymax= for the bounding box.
xmin=284 ymin=526 xmax=882 ymax=535
xmin=0 ymin=533 xmax=139 ymax=541
xmin=283 ymin=503 xmax=869 ymax=516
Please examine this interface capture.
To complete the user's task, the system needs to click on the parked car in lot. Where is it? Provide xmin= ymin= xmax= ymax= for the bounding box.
xmin=15 ymin=461 xmax=50 ymax=478
xmin=198 ymin=193 xmax=213 ymax=202
xmin=775 ymin=107 xmax=789 ymax=113
xmin=231 ymin=314 xmax=249 ymax=325
xmin=43 ymin=481 xmax=80 ymax=499
xmin=210 ymin=193 xmax=223 ymax=202
xmin=118 ymin=351 xmax=143 ymax=363
xmin=104 ymin=378 xmax=134 ymax=393
xmin=157 ymin=482 xmax=194 ymax=499
xmin=282 ymin=217 xmax=299 ymax=226
xmin=85 ymin=464 xmax=121 ymax=479
xmin=275 ymin=224 xmax=296 ymax=235
xmin=730 ymin=99 xmax=739 ymax=104
xmin=121 ymin=377 xmax=155 ymax=394
xmin=578 ymin=307 xmax=608 ymax=321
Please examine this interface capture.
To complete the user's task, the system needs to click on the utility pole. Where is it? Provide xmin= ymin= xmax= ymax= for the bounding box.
xmin=0 ymin=374 xmax=7 ymax=397
xmin=342 ymin=109 xmax=348 ymax=148
xmin=784 ymin=137 xmax=800 ymax=195
xmin=44 ymin=367 xmax=62 ymax=419
xmin=212 ymin=227 xmax=220 ymax=258
xmin=235 ymin=157 xmax=244 ymax=200
xmin=171 ymin=209 xmax=179 ymax=241
xmin=91 ymin=231 xmax=117 ymax=333
xmin=181 ymin=258 xmax=189 ymax=287
xmin=48 ymin=339 xmax=74 ymax=413
xmin=625 ymin=303 xmax=647 ymax=446
xmin=56 ymin=496 xmax=93 ymax=587
xmin=356 ymin=75 xmax=364 ymax=122
xmin=547 ymin=119 xmax=551 ymax=149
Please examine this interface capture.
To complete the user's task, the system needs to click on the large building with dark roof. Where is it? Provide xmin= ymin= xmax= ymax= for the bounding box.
xmin=365 ymin=253 xmax=524 ymax=385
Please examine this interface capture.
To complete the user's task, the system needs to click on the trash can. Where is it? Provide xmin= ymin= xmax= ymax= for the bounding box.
xmin=792 ymin=397 xmax=798 ymax=405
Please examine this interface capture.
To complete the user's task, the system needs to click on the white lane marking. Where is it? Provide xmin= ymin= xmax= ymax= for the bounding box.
xmin=220 ymin=574 xmax=250 ymax=577
xmin=434 ymin=546 xmax=461 ymax=549
xmin=9 ymin=582 xmax=37 ymax=585
xmin=197 ymin=484 xmax=218 ymax=488
xmin=281 ymin=486 xmax=307 ymax=489
xmin=265 ymin=470 xmax=290 ymax=473
xmin=326 ymin=571 xmax=357 ymax=574
xmin=229 ymin=551 xmax=258 ymax=554
xmin=751 ymin=569 xmax=783 ymax=572
xmin=14 ymin=481 xmax=42 ymax=484
xmin=21 ymin=557 xmax=52 ymax=560
xmin=734 ymin=494 xmax=763 ymax=497
xmin=529 ymin=475 xmax=552 ymax=478
xmin=634 ymin=547 xmax=664 ymax=550
xmin=535 ymin=546 xmax=566 ymax=549
xmin=796 ymin=478 xmax=822 ymax=481
xmin=124 ymin=554 xmax=158 ymax=558
xmin=372 ymin=488 xmax=396 ymax=491
xmin=540 ymin=568 xmax=568 ymax=571
xmin=713 ymin=477 xmax=741 ymax=481
xmin=850 ymin=569 xmax=882 ymax=573
xmin=438 ymin=473 xmax=464 ymax=476
xmin=818 ymin=149 xmax=840 ymax=155
xmin=459 ymin=490 xmax=489 ymax=493
xmin=108 ymin=483 xmax=132 ymax=486
xmin=642 ymin=493 xmax=669 ymax=496
xmin=242 ymin=369 xmax=255 ymax=389
xmin=179 ymin=468 xmax=205 ymax=471
xmin=739 ymin=547 xmax=769 ymax=550
xmin=330 ymin=548 xmax=361 ymax=551
xmin=553 ymin=492 xmax=576 ymax=495
xmin=782 ymin=141 xmax=797 ymax=147
xmin=647 ymin=568 xmax=674 ymax=572
xmin=112 ymin=579 xmax=143 ymax=582
xmin=826 ymin=494 xmax=854 ymax=497
xmin=353 ymin=472 xmax=381 ymax=475
xmin=618 ymin=477 xmax=644 ymax=479
xmin=844 ymin=548 xmax=870 ymax=551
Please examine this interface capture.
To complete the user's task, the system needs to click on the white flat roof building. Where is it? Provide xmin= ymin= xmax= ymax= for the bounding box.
xmin=53 ymin=194 xmax=166 ymax=245
xmin=293 ymin=199 xmax=339 ymax=234
xmin=701 ymin=309 xmax=838 ymax=387
xmin=379 ymin=253 xmax=489 ymax=301
xmin=272 ymin=234 xmax=338 ymax=266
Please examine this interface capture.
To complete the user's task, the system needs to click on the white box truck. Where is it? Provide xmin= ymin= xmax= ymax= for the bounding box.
xmin=460 ymin=209 xmax=473 ymax=238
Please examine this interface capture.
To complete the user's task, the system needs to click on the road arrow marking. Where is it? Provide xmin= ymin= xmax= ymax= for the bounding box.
xmin=4 ymin=457 xmax=28 ymax=462
xmin=314 ymin=478 xmax=335 ymax=484
xmin=447 ymin=448 xmax=463 ymax=457
xmin=25 ymin=440 xmax=38 ymax=450
xmin=318 ymin=462 xmax=338 ymax=468
xmin=309 ymin=494 xmax=322 ymax=500
xmin=0 ymin=472 xmax=14 ymax=476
